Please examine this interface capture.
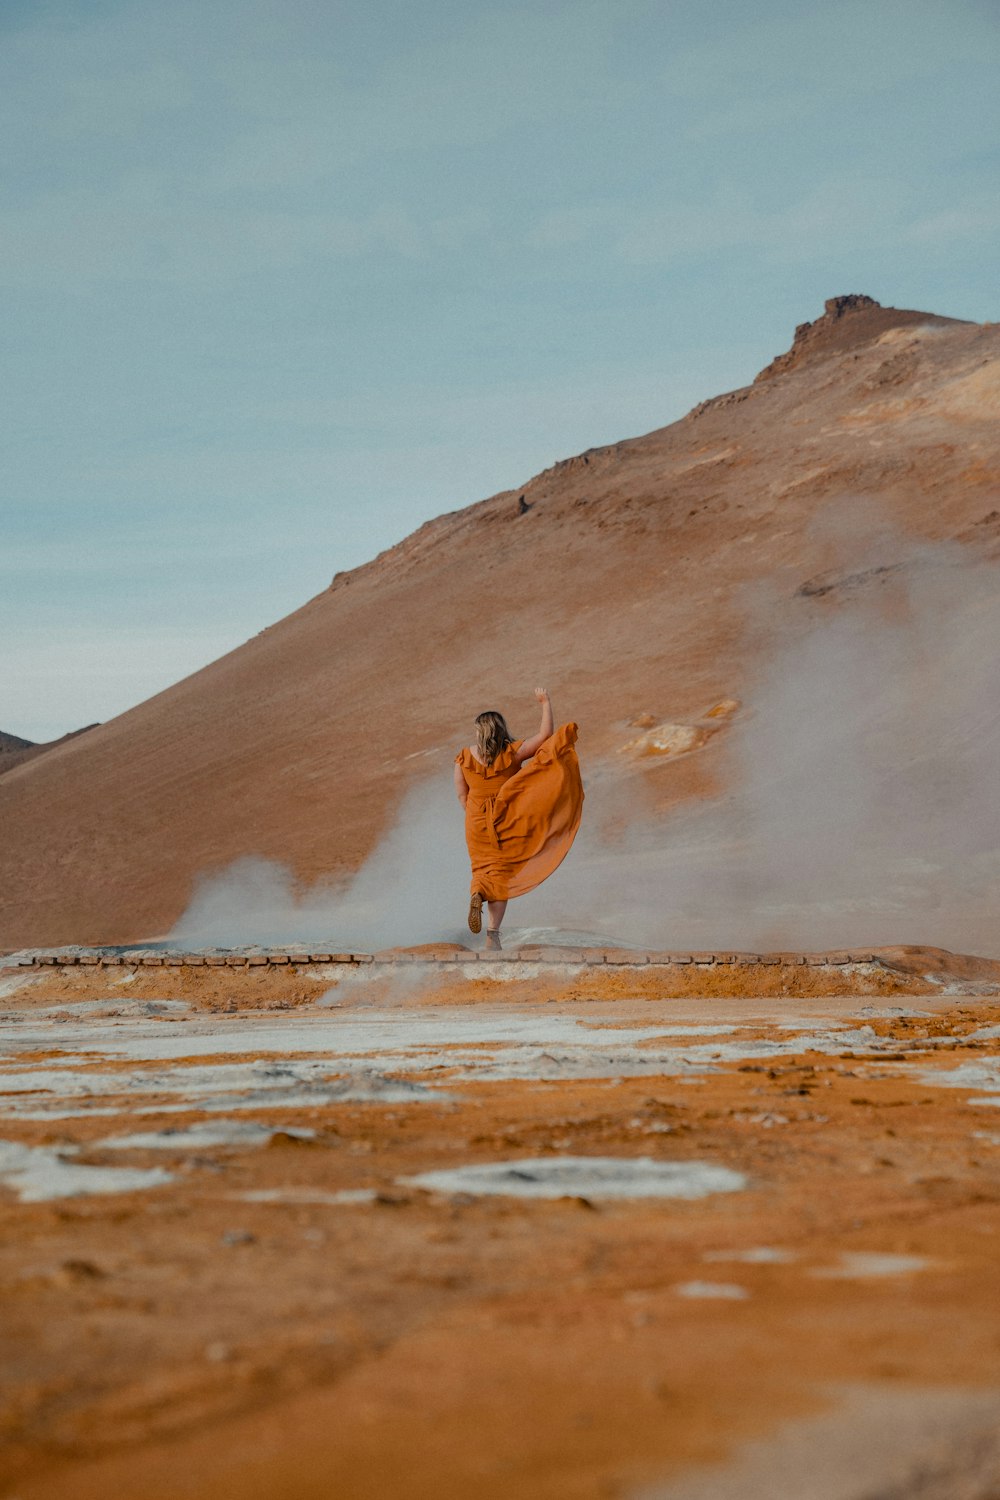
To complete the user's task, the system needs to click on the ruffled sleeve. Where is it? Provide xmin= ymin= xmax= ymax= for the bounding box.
xmin=488 ymin=739 xmax=522 ymax=773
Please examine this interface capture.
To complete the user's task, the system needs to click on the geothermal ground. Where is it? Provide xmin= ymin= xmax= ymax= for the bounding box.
xmin=3 ymin=944 xmax=1000 ymax=1499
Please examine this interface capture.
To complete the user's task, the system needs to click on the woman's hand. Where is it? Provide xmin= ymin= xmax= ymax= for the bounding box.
xmin=533 ymin=687 xmax=549 ymax=702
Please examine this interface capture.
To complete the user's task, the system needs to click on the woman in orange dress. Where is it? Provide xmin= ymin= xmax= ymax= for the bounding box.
xmin=453 ymin=688 xmax=584 ymax=950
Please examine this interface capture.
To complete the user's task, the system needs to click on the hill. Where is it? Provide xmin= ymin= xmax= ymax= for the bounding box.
xmin=1 ymin=296 xmax=997 ymax=952
xmin=0 ymin=730 xmax=35 ymax=755
xmin=0 ymin=725 xmax=98 ymax=779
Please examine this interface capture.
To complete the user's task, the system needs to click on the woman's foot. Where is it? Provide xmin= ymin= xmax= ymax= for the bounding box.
xmin=468 ymin=891 xmax=483 ymax=934
xmin=484 ymin=929 xmax=502 ymax=951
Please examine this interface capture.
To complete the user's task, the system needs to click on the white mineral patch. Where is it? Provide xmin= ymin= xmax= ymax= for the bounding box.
xmin=19 ymin=999 xmax=191 ymax=1018
xmin=0 ymin=1059 xmax=438 ymax=1120
xmin=968 ymin=1096 xmax=1000 ymax=1108
xmin=0 ymin=1139 xmax=172 ymax=1202
xmin=0 ymin=1007 xmax=966 ymax=1125
xmin=183 ymin=1076 xmax=431 ymax=1111
xmin=674 ymin=1281 xmax=750 ymax=1300
xmin=852 ymin=1006 xmax=933 ymax=1018
xmin=0 ymin=1011 xmax=908 ymax=1080
xmin=917 ymin=1062 xmax=1000 ymax=1092
xmin=0 ymin=1066 xmax=142 ymax=1095
xmin=402 ymin=1156 xmax=747 ymax=1200
xmin=0 ymin=974 xmax=40 ymax=1001
xmin=100 ymin=1121 xmax=315 ymax=1150
xmin=811 ymin=1252 xmax=931 ymax=1279
xmin=612 ymin=1024 xmax=738 ymax=1037
xmin=0 ymin=1106 xmax=129 ymax=1121
xmin=238 ymin=1187 xmax=377 ymax=1205
xmin=412 ymin=1045 xmax=711 ymax=1082
xmin=703 ymin=1247 xmax=796 ymax=1265
xmin=0 ymin=1010 xmax=671 ymax=1063
xmin=700 ymin=1026 xmax=901 ymax=1062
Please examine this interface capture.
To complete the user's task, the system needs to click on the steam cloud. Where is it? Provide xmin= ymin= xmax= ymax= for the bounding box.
xmin=171 ymin=778 xmax=472 ymax=951
xmin=530 ymin=517 xmax=1000 ymax=956
xmin=172 ymin=514 xmax=1000 ymax=957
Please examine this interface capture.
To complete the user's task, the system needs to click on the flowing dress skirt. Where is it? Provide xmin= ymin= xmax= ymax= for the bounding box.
xmin=458 ymin=722 xmax=584 ymax=902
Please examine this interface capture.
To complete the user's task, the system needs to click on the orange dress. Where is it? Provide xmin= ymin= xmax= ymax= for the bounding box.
xmin=455 ymin=722 xmax=584 ymax=902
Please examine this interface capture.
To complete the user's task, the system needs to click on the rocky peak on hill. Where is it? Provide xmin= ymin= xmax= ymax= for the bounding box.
xmin=754 ymin=293 xmax=965 ymax=383
xmin=823 ymin=293 xmax=881 ymax=318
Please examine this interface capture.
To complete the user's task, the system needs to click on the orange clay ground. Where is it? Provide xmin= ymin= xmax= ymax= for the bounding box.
xmin=2 ymin=949 xmax=1000 ymax=1499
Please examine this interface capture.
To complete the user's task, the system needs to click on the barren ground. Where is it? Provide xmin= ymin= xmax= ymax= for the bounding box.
xmin=3 ymin=953 xmax=999 ymax=1499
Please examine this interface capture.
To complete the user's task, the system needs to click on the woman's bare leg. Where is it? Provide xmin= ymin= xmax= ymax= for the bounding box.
xmin=486 ymin=899 xmax=507 ymax=933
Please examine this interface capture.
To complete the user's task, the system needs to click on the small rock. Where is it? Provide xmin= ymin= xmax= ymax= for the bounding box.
xmin=221 ymin=1229 xmax=256 ymax=1247
xmin=54 ymin=1258 xmax=105 ymax=1284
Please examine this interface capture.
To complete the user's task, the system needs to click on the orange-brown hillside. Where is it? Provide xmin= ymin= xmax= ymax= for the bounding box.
xmin=0 ymin=725 xmax=98 ymax=779
xmin=2 ymin=296 xmax=997 ymax=949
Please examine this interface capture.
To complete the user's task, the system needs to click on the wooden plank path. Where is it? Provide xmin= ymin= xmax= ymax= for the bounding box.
xmin=14 ymin=948 xmax=879 ymax=969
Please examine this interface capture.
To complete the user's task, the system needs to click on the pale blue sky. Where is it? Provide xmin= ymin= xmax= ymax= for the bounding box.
xmin=4 ymin=0 xmax=998 ymax=741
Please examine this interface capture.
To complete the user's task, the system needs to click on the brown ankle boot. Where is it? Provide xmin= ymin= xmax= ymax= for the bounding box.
xmin=468 ymin=892 xmax=483 ymax=934
xmin=484 ymin=929 xmax=502 ymax=952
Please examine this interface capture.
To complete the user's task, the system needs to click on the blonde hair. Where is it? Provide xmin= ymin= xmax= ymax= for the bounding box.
xmin=475 ymin=710 xmax=513 ymax=767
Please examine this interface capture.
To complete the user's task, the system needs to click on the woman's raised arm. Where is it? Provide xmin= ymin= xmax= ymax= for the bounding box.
xmin=515 ymin=688 xmax=554 ymax=764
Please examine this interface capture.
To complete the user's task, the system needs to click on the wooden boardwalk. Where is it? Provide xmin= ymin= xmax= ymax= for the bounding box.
xmin=14 ymin=947 xmax=879 ymax=969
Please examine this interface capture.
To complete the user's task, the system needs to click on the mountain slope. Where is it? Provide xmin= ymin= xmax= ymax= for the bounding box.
xmin=2 ymin=297 xmax=997 ymax=949
xmin=0 ymin=725 xmax=98 ymax=779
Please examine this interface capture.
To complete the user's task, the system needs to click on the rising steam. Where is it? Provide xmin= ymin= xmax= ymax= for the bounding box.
xmin=170 ymin=777 xmax=471 ymax=951
xmin=171 ymin=514 xmax=1000 ymax=957
xmin=529 ymin=517 xmax=1000 ymax=955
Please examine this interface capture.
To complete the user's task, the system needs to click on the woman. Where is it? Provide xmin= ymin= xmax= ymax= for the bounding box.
xmin=453 ymin=688 xmax=584 ymax=950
